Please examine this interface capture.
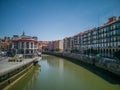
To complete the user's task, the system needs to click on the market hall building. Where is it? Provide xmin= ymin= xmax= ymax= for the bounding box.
xmin=11 ymin=32 xmax=38 ymax=58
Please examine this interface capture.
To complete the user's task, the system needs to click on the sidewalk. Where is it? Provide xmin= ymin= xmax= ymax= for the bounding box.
xmin=0 ymin=57 xmax=38 ymax=77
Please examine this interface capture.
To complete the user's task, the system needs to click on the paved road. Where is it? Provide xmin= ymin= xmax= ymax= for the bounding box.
xmin=0 ymin=56 xmax=7 ymax=61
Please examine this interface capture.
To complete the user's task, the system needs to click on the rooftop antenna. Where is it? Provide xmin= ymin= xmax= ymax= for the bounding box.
xmin=22 ymin=30 xmax=25 ymax=36
xmin=97 ymin=15 xmax=100 ymax=27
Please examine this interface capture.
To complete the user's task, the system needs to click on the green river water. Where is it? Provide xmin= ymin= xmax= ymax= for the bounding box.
xmin=8 ymin=54 xmax=120 ymax=90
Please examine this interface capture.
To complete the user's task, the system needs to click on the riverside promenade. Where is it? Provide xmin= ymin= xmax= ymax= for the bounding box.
xmin=0 ymin=56 xmax=39 ymax=81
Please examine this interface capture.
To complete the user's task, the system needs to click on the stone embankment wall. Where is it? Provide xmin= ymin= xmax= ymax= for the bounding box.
xmin=0 ymin=57 xmax=39 ymax=90
xmin=0 ymin=63 xmax=33 ymax=90
xmin=44 ymin=52 xmax=120 ymax=76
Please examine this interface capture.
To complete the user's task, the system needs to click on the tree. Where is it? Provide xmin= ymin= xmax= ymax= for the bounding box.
xmin=55 ymin=48 xmax=60 ymax=52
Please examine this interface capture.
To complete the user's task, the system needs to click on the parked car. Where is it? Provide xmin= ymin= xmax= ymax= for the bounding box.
xmin=8 ymin=54 xmax=23 ymax=62
xmin=37 ymin=51 xmax=41 ymax=56
xmin=8 ymin=57 xmax=17 ymax=62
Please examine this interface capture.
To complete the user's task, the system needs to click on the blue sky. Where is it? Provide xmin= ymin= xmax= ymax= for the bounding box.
xmin=0 ymin=0 xmax=120 ymax=41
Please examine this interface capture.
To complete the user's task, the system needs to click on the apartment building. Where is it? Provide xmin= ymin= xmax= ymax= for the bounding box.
xmin=63 ymin=16 xmax=120 ymax=57
xmin=96 ymin=16 xmax=120 ymax=57
xmin=0 ymin=37 xmax=11 ymax=51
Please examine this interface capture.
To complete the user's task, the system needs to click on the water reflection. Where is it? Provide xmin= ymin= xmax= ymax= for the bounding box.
xmin=59 ymin=59 xmax=64 ymax=73
xmin=8 ymin=64 xmax=40 ymax=90
xmin=23 ymin=64 xmax=40 ymax=90
xmin=9 ymin=55 xmax=120 ymax=90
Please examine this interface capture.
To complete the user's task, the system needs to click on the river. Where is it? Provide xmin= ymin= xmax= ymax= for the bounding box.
xmin=8 ymin=54 xmax=120 ymax=90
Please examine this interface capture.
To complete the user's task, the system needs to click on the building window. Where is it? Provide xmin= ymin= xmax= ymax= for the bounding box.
xmin=31 ymin=43 xmax=33 ymax=48
xmin=107 ymin=27 xmax=110 ymax=32
xmin=103 ymin=28 xmax=106 ymax=32
xmin=105 ymin=43 xmax=106 ymax=47
xmin=26 ymin=42 xmax=29 ymax=48
xmin=26 ymin=50 xmax=29 ymax=54
xmin=113 ymin=30 xmax=116 ymax=35
xmin=111 ymin=43 xmax=113 ymax=47
xmin=117 ymin=29 xmax=120 ymax=35
xmin=110 ymin=25 xmax=113 ymax=30
xmin=117 ymin=23 xmax=120 ymax=28
xmin=114 ymin=37 xmax=116 ymax=41
xmin=113 ymin=24 xmax=116 ymax=29
xmin=22 ymin=42 xmax=24 ymax=48
xmin=114 ymin=42 xmax=116 ymax=47
xmin=118 ymin=42 xmax=120 ymax=46
xmin=108 ymin=43 xmax=109 ymax=47
xmin=14 ymin=42 xmax=18 ymax=49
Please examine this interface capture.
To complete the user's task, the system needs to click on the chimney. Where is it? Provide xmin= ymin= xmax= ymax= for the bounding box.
xmin=108 ymin=16 xmax=116 ymax=23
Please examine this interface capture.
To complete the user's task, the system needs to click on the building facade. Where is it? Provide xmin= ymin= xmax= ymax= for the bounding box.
xmin=96 ymin=16 xmax=120 ymax=57
xmin=63 ymin=37 xmax=71 ymax=52
xmin=11 ymin=32 xmax=38 ymax=57
xmin=59 ymin=40 xmax=64 ymax=52
xmin=63 ymin=16 xmax=120 ymax=57
xmin=0 ymin=37 xmax=11 ymax=51
xmin=38 ymin=41 xmax=50 ymax=51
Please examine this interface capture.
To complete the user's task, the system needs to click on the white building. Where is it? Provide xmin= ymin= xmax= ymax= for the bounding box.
xmin=59 ymin=40 xmax=64 ymax=52
xmin=11 ymin=32 xmax=38 ymax=58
